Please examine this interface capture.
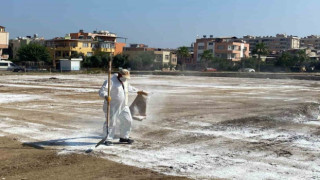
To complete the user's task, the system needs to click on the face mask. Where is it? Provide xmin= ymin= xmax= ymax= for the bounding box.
xmin=120 ymin=77 xmax=127 ymax=82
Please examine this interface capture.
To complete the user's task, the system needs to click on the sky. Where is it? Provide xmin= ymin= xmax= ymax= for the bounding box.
xmin=1 ymin=0 xmax=319 ymax=48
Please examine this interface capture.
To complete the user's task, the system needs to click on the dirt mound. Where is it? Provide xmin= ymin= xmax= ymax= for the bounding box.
xmin=214 ymin=103 xmax=320 ymax=129
xmin=278 ymin=103 xmax=320 ymax=122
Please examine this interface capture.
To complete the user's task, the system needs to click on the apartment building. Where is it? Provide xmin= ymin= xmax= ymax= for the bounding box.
xmin=0 ymin=26 xmax=9 ymax=60
xmin=154 ymin=49 xmax=171 ymax=65
xmin=194 ymin=35 xmax=249 ymax=63
xmin=170 ymin=52 xmax=177 ymax=67
xmin=9 ymin=34 xmax=45 ymax=59
xmin=123 ymin=44 xmax=177 ymax=67
xmin=300 ymin=35 xmax=320 ymax=49
xmin=215 ymin=41 xmax=249 ymax=61
xmin=45 ymin=30 xmax=124 ymax=68
xmin=242 ymin=34 xmax=300 ymax=52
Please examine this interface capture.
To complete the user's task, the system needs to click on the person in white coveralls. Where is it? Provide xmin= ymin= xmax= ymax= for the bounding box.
xmin=99 ymin=69 xmax=143 ymax=144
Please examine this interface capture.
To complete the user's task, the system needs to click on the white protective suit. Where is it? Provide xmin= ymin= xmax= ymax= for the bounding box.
xmin=99 ymin=74 xmax=138 ymax=140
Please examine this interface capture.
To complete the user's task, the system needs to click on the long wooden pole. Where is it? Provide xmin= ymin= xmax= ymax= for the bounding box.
xmin=95 ymin=54 xmax=113 ymax=148
xmin=106 ymin=55 xmax=112 ymax=139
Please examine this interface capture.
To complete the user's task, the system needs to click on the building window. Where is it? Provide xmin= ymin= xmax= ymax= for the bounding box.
xmin=70 ymin=42 xmax=77 ymax=48
xmin=101 ymin=43 xmax=112 ymax=48
xmin=217 ymin=45 xmax=224 ymax=50
xmin=216 ymin=53 xmax=227 ymax=58
xmin=87 ymin=52 xmax=93 ymax=57
xmin=208 ymin=42 xmax=214 ymax=45
xmin=198 ymin=46 xmax=204 ymax=50
xmin=63 ymin=51 xmax=69 ymax=57
xmin=83 ymin=43 xmax=88 ymax=47
xmin=165 ymin=55 xmax=169 ymax=60
xmin=55 ymin=51 xmax=61 ymax=57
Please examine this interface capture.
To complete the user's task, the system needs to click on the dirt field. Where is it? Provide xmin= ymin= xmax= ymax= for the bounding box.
xmin=0 ymin=73 xmax=319 ymax=179
xmin=0 ymin=136 xmax=188 ymax=180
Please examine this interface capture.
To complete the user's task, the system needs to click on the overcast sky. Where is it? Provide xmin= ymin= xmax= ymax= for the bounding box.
xmin=1 ymin=0 xmax=319 ymax=48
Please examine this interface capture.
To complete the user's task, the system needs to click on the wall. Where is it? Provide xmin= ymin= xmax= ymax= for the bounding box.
xmin=0 ymin=32 xmax=9 ymax=48
xmin=115 ymin=42 xmax=126 ymax=55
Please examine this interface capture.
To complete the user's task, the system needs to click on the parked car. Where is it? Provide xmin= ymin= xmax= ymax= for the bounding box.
xmin=12 ymin=66 xmax=25 ymax=72
xmin=202 ymin=68 xmax=217 ymax=72
xmin=238 ymin=68 xmax=255 ymax=72
xmin=0 ymin=60 xmax=24 ymax=72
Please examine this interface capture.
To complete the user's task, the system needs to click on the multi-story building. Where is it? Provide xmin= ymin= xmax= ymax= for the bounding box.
xmin=123 ymin=44 xmax=177 ymax=68
xmin=154 ymin=49 xmax=171 ymax=66
xmin=9 ymin=34 xmax=45 ymax=59
xmin=115 ymin=42 xmax=126 ymax=55
xmin=242 ymin=34 xmax=300 ymax=52
xmin=170 ymin=52 xmax=177 ymax=67
xmin=214 ymin=41 xmax=250 ymax=61
xmin=193 ymin=35 xmax=249 ymax=63
xmin=123 ymin=44 xmax=155 ymax=52
xmin=300 ymin=35 xmax=320 ymax=49
xmin=0 ymin=26 xmax=9 ymax=60
xmin=45 ymin=30 xmax=125 ymax=68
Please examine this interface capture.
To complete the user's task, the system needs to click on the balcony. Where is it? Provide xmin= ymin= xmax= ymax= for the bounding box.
xmin=94 ymin=48 xmax=115 ymax=53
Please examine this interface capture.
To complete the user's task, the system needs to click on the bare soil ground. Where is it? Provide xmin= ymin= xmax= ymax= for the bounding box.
xmin=0 ymin=73 xmax=319 ymax=179
xmin=0 ymin=136 xmax=188 ymax=180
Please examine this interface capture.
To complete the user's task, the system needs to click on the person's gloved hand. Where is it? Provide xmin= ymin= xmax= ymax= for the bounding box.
xmin=137 ymin=90 xmax=148 ymax=95
xmin=105 ymin=96 xmax=112 ymax=102
xmin=137 ymin=90 xmax=144 ymax=95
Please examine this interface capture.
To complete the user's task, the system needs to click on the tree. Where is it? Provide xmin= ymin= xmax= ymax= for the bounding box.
xmin=275 ymin=52 xmax=294 ymax=68
xmin=17 ymin=43 xmax=51 ymax=64
xmin=240 ymin=57 xmax=257 ymax=69
xmin=295 ymin=49 xmax=309 ymax=66
xmin=200 ymin=50 xmax=214 ymax=69
xmin=81 ymin=52 xmax=111 ymax=68
xmin=177 ymin=46 xmax=190 ymax=71
xmin=90 ymin=56 xmax=102 ymax=67
xmin=140 ymin=52 xmax=154 ymax=69
xmin=113 ymin=54 xmax=129 ymax=69
xmin=252 ymin=43 xmax=268 ymax=72
xmin=211 ymin=57 xmax=233 ymax=71
xmin=82 ymin=57 xmax=92 ymax=68
xmin=127 ymin=52 xmax=155 ymax=70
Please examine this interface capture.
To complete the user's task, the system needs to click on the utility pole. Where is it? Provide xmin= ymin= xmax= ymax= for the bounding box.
xmin=51 ymin=42 xmax=56 ymax=69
